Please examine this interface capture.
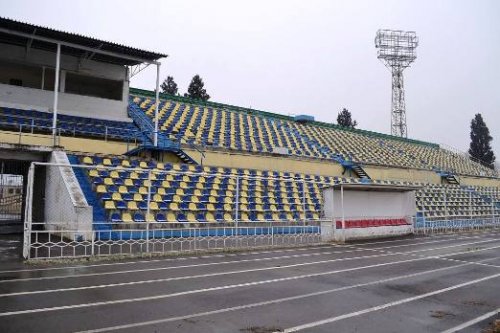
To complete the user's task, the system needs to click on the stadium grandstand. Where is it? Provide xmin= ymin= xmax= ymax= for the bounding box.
xmin=0 ymin=16 xmax=498 ymax=258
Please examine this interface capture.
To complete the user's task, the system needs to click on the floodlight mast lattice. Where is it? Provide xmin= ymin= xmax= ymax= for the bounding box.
xmin=375 ymin=29 xmax=418 ymax=138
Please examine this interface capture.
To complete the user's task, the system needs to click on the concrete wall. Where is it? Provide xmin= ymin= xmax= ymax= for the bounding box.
xmin=44 ymin=151 xmax=93 ymax=240
xmin=184 ymin=148 xmax=345 ymax=176
xmin=365 ymin=165 xmax=441 ymax=184
xmin=0 ymin=84 xmax=129 ymax=122
xmin=0 ymin=131 xmax=138 ymax=155
xmin=460 ymin=175 xmax=500 ymax=187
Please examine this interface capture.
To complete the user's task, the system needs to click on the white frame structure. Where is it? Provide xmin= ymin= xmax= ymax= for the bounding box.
xmin=0 ymin=27 xmax=164 ymax=147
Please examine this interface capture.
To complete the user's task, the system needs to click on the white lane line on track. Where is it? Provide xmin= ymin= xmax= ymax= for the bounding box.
xmin=282 ymin=273 xmax=500 ymax=332
xmin=0 ymin=244 xmax=338 ymax=274
xmin=0 ymin=257 xmax=431 ymax=316
xmin=440 ymin=308 xmax=500 ymax=333
xmin=2 ymin=242 xmax=500 ymax=299
xmin=2 ymin=230 xmax=496 ymax=275
xmin=72 ymin=256 xmax=500 ymax=333
xmin=2 ymin=237 xmax=497 ymax=284
xmin=0 ymin=244 xmax=342 ymax=274
xmin=1 ymin=246 xmax=498 ymax=318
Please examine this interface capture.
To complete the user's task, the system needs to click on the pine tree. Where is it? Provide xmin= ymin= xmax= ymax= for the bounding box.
xmin=184 ymin=74 xmax=210 ymax=101
xmin=160 ymin=76 xmax=178 ymax=95
xmin=468 ymin=113 xmax=496 ymax=169
xmin=337 ymin=108 xmax=357 ymax=128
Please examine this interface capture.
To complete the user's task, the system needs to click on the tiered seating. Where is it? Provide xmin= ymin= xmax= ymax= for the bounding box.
xmin=415 ymin=184 xmax=497 ymax=218
xmin=130 ymin=96 xmax=330 ymax=159
xmin=0 ymin=106 xmax=142 ymax=141
xmin=75 ymin=154 xmax=363 ymax=224
xmin=130 ymin=94 xmax=496 ymax=177
xmin=73 ymin=153 xmax=498 ymax=225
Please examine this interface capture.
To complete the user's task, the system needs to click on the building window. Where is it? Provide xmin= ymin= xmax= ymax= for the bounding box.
xmin=9 ymin=78 xmax=23 ymax=86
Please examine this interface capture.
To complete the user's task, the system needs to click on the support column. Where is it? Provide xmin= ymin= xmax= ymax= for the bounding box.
xmin=341 ymin=185 xmax=345 ymax=242
xmin=52 ymin=43 xmax=61 ymax=145
xmin=154 ymin=63 xmax=160 ymax=147
xmin=59 ymin=70 xmax=66 ymax=93
xmin=41 ymin=66 xmax=45 ymax=90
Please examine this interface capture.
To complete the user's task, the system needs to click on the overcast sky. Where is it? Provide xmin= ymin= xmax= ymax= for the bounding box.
xmin=2 ymin=0 xmax=499 ymax=158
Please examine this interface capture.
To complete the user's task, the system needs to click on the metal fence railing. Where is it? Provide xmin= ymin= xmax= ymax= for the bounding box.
xmin=22 ymin=161 xmax=500 ymax=259
xmin=23 ymin=162 xmax=328 ymax=259
xmin=413 ymin=216 xmax=500 ymax=235
xmin=25 ymin=221 xmax=322 ymax=260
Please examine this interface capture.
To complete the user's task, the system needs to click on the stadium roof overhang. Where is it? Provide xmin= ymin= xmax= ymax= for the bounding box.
xmin=0 ymin=17 xmax=167 ymax=65
xmin=0 ymin=17 xmax=166 ymax=147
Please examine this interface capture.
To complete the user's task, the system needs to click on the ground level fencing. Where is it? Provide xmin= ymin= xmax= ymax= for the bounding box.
xmin=24 ymin=221 xmax=322 ymax=259
xmin=414 ymin=216 xmax=500 ymax=235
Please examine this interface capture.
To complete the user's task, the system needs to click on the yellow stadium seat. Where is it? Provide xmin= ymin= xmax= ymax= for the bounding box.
xmin=122 ymin=212 xmax=133 ymax=223
xmin=187 ymin=212 xmax=196 ymax=222
xmin=206 ymin=212 xmax=216 ymax=222
xmin=96 ymin=185 xmax=107 ymax=193
xmin=128 ymin=201 xmax=138 ymax=210
xmin=169 ymin=202 xmax=179 ymax=211
xmin=118 ymin=186 xmax=128 ymax=194
xmin=82 ymin=156 xmax=93 ymax=165
xmin=167 ymin=212 xmax=177 ymax=222
xmin=104 ymin=201 xmax=115 ymax=210
xmin=112 ymin=193 xmax=122 ymax=201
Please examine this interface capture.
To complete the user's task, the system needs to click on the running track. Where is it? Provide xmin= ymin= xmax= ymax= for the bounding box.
xmin=0 ymin=231 xmax=499 ymax=332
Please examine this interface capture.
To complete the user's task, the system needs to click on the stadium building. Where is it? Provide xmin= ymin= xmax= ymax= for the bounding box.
xmin=0 ymin=17 xmax=498 ymax=258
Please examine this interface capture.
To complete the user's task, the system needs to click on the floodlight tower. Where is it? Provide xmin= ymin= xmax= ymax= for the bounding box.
xmin=375 ymin=29 xmax=418 ymax=138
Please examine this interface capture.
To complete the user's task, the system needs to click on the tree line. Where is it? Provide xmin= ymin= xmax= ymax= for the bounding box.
xmin=160 ymin=75 xmax=210 ymax=101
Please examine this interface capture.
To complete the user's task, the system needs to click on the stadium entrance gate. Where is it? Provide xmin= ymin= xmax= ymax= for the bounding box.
xmin=0 ymin=144 xmax=51 ymax=236
xmin=0 ymin=159 xmax=29 ymax=234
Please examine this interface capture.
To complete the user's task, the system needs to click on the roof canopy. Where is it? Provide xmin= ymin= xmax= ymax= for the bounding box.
xmin=0 ymin=17 xmax=167 ymax=66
